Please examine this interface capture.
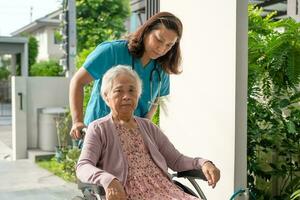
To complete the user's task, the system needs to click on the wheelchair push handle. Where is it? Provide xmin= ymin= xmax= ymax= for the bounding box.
xmin=77 ymin=128 xmax=87 ymax=149
xmin=80 ymin=127 xmax=87 ymax=138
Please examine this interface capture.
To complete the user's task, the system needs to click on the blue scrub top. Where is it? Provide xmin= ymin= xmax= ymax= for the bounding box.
xmin=83 ymin=40 xmax=170 ymax=125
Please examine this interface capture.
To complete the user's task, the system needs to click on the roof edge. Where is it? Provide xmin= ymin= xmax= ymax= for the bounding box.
xmin=11 ymin=8 xmax=62 ymax=36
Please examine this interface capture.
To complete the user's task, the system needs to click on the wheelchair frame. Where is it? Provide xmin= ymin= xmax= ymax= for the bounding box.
xmin=73 ymin=169 xmax=208 ymax=200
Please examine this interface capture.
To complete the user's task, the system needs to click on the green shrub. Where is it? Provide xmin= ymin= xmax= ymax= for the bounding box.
xmin=16 ymin=35 xmax=39 ymax=75
xmin=248 ymin=5 xmax=300 ymax=199
xmin=30 ymin=60 xmax=63 ymax=76
xmin=28 ymin=36 xmax=38 ymax=68
xmin=0 ymin=67 xmax=10 ymax=80
xmin=152 ymin=106 xmax=160 ymax=126
xmin=60 ymin=147 xmax=81 ymax=182
xmin=291 ymin=188 xmax=300 ymax=200
xmin=37 ymin=148 xmax=81 ymax=183
xmin=55 ymin=109 xmax=72 ymax=148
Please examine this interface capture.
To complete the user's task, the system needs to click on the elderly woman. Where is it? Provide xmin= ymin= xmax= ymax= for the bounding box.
xmin=76 ymin=65 xmax=220 ymax=200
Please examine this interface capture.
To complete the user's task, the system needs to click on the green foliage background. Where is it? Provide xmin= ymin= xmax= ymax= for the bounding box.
xmin=248 ymin=5 xmax=300 ymax=199
xmin=76 ymin=0 xmax=130 ymax=53
xmin=76 ymin=0 xmax=130 ymax=113
xmin=28 ymin=36 xmax=38 ymax=68
xmin=0 ymin=67 xmax=10 ymax=80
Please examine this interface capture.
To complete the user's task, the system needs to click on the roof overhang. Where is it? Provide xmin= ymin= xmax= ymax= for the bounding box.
xmin=11 ymin=19 xmax=60 ymax=36
xmin=0 ymin=36 xmax=28 ymax=55
xmin=0 ymin=36 xmax=28 ymax=44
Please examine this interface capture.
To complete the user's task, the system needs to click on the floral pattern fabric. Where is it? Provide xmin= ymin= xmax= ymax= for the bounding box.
xmin=115 ymin=124 xmax=200 ymax=200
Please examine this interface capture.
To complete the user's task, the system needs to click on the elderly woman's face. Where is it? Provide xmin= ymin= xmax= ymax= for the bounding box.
xmin=105 ymin=74 xmax=139 ymax=118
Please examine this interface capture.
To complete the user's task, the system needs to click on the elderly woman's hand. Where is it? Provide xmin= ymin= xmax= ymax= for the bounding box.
xmin=106 ymin=179 xmax=127 ymax=200
xmin=201 ymin=161 xmax=220 ymax=189
xmin=70 ymin=122 xmax=86 ymax=140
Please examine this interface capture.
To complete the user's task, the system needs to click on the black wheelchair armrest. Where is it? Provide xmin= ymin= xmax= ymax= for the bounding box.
xmin=176 ymin=169 xmax=207 ymax=181
xmin=77 ymin=179 xmax=105 ymax=196
xmin=173 ymin=170 xmax=208 ymax=200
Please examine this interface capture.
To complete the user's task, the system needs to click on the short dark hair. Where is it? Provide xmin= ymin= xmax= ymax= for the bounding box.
xmin=127 ymin=12 xmax=183 ymax=74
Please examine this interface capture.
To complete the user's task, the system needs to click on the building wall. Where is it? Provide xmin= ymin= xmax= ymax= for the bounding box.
xmin=46 ymin=26 xmax=63 ymax=61
xmin=159 ymin=0 xmax=248 ymax=199
xmin=31 ymin=26 xmax=63 ymax=62
xmin=33 ymin=28 xmax=49 ymax=61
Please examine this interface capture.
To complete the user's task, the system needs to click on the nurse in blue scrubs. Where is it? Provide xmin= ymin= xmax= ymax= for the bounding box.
xmin=69 ymin=12 xmax=183 ymax=139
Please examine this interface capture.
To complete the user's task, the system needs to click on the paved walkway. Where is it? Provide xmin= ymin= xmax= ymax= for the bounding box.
xmin=0 ymin=123 xmax=82 ymax=199
xmin=0 ymin=124 xmax=12 ymax=161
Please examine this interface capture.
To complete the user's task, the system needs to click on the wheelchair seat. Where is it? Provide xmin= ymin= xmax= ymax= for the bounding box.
xmin=73 ymin=169 xmax=208 ymax=200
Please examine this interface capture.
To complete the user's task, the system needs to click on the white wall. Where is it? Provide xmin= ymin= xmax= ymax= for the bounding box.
xmin=12 ymin=76 xmax=69 ymax=160
xmin=160 ymin=0 xmax=248 ymax=199
xmin=288 ymin=0 xmax=300 ymax=22
xmin=47 ymin=27 xmax=63 ymax=60
xmin=26 ymin=77 xmax=70 ymax=148
xmin=32 ymin=26 xmax=63 ymax=62
xmin=12 ymin=77 xmax=70 ymax=159
xmin=34 ymin=28 xmax=49 ymax=61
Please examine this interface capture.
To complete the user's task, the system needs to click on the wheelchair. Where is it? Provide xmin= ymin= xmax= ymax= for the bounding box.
xmin=73 ymin=128 xmax=209 ymax=200
xmin=72 ymin=169 xmax=208 ymax=200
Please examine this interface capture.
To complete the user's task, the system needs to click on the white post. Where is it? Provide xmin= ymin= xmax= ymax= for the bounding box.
xmin=235 ymin=0 xmax=248 ymax=191
xmin=287 ymin=0 xmax=300 ymax=22
xmin=10 ymin=54 xmax=17 ymax=76
xmin=21 ymin=42 xmax=28 ymax=76
xmin=12 ymin=76 xmax=27 ymax=160
xmin=66 ymin=0 xmax=76 ymax=77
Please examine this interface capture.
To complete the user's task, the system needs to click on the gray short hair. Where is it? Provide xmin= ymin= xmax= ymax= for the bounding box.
xmin=100 ymin=65 xmax=142 ymax=102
